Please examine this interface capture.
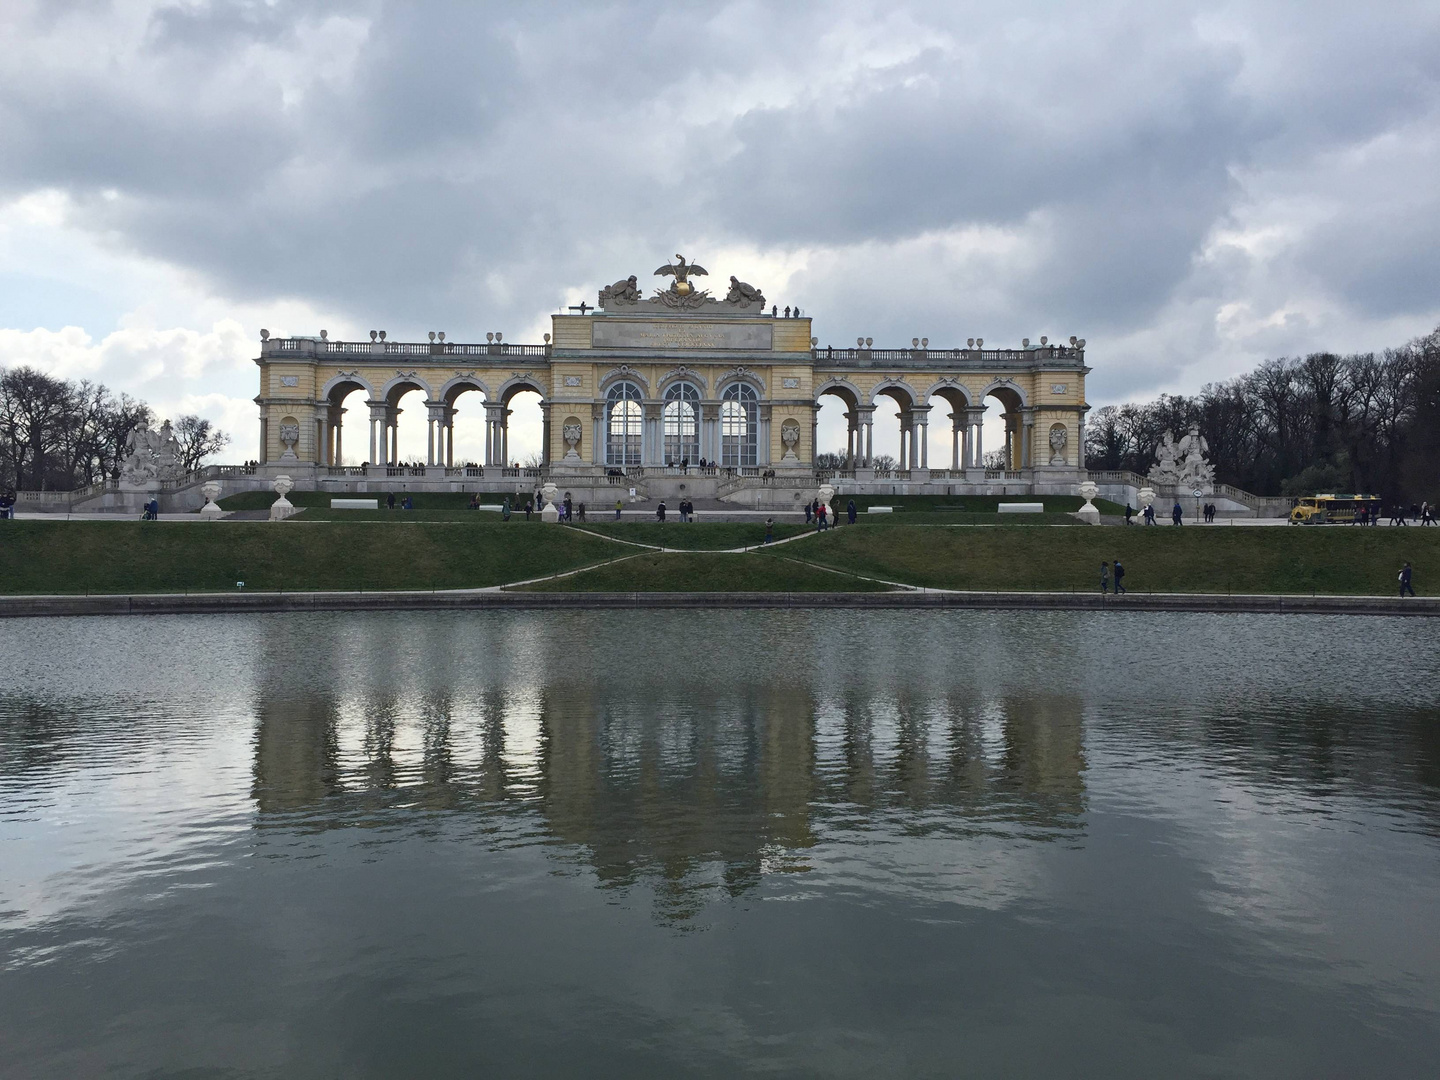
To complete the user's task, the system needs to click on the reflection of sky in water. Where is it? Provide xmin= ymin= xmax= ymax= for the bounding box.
xmin=1 ymin=611 xmax=1439 ymax=1076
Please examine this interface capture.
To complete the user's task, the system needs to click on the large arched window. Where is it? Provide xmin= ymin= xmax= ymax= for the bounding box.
xmin=721 ymin=382 xmax=758 ymax=467
xmin=663 ymin=382 xmax=700 ymax=465
xmin=606 ymin=381 xmax=643 ymax=467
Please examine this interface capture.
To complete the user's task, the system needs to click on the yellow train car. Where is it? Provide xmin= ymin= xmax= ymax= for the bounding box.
xmin=1288 ymin=494 xmax=1381 ymax=524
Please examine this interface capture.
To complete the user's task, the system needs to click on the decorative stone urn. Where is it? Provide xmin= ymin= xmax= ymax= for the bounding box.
xmin=540 ymin=481 xmax=560 ymax=523
xmin=1076 ymin=479 xmax=1100 ymax=525
xmin=818 ymin=482 xmax=837 ymax=524
xmin=270 ymin=475 xmax=297 ymax=521
xmin=780 ymin=422 xmax=801 ymax=463
xmin=1048 ymin=424 xmax=1068 ymax=466
xmin=199 ymin=480 xmax=224 ymax=520
xmin=278 ymin=423 xmax=300 ymax=462
xmin=1138 ymin=486 xmax=1157 ymax=514
xmin=561 ymin=423 xmax=583 ymax=462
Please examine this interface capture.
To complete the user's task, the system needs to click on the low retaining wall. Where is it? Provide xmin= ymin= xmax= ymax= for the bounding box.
xmin=1 ymin=591 xmax=1433 ymax=618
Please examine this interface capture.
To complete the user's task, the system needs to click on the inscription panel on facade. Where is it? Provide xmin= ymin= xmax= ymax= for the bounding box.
xmin=592 ymin=320 xmax=774 ymax=351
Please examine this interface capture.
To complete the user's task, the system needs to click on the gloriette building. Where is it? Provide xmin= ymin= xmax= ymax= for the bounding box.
xmin=252 ymin=256 xmax=1090 ymax=502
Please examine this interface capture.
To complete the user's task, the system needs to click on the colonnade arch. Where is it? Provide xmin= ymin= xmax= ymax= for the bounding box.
xmin=978 ymin=382 xmax=1032 ymax=470
xmin=815 ymin=379 xmax=865 ymax=465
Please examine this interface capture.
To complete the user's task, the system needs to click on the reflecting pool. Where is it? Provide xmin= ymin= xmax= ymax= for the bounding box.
xmin=2 ymin=610 xmax=1439 ymax=1077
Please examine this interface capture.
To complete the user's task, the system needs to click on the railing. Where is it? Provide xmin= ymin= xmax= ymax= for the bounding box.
xmin=326 ymin=466 xmax=369 ymax=476
xmin=444 ymin=466 xmax=485 ymax=478
xmin=813 ymin=345 xmax=1085 ymax=366
xmin=266 ymin=338 xmax=550 ymax=360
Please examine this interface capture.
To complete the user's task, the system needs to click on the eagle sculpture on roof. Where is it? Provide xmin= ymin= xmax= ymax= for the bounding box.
xmin=654 ymin=254 xmax=709 ymax=296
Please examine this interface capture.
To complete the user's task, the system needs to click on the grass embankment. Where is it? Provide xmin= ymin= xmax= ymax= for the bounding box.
xmin=798 ymin=525 xmax=1440 ymax=595
xmin=573 ymin=522 xmax=809 ymax=549
xmin=0 ymin=520 xmax=612 ymax=594
xmin=515 ymin=550 xmax=891 ymax=592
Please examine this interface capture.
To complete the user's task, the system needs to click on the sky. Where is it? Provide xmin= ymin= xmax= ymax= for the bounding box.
xmin=2 ymin=0 xmax=1438 ymax=465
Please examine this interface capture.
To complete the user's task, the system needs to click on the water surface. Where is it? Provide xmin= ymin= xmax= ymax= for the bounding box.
xmin=2 ymin=610 xmax=1438 ymax=1077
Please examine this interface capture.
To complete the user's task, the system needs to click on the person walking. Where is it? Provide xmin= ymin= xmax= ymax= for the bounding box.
xmin=817 ymin=503 xmax=828 ymax=531
xmin=615 ymin=498 xmax=623 ymax=521
xmin=524 ymin=499 xmax=532 ymax=521
xmin=501 ymin=497 xmax=511 ymax=521
xmin=1144 ymin=502 xmax=1155 ymax=525
xmin=386 ymin=492 xmax=396 ymax=511
xmin=1113 ymin=559 xmax=1126 ymax=594
xmin=804 ymin=501 xmax=812 ymax=524
xmin=847 ymin=499 xmax=857 ymax=524
xmin=1400 ymin=562 xmax=1416 ymax=597
xmin=764 ymin=517 xmax=774 ymax=544
xmin=1100 ymin=561 xmax=1110 ymax=595
xmin=656 ymin=500 xmax=667 ymax=522
xmin=1125 ymin=503 xmax=1134 ymax=525
xmin=1172 ymin=501 xmax=1183 ymax=525
xmin=578 ymin=502 xmax=587 ymax=522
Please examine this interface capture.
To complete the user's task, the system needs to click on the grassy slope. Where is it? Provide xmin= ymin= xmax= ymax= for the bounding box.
xmin=515 ymin=550 xmax=891 ymax=592
xmin=573 ymin=522 xmax=810 ymax=549
xmin=798 ymin=524 xmax=1440 ymax=595
xmin=0 ymin=520 xmax=610 ymax=594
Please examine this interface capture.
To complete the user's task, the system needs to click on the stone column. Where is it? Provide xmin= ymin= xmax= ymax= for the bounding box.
xmin=540 ymin=402 xmax=551 ymax=467
xmin=1021 ymin=409 xmax=1035 ymax=469
xmin=591 ymin=402 xmax=604 ymax=466
xmin=642 ymin=403 xmax=663 ymax=466
xmin=973 ymin=413 xmax=984 ymax=469
xmin=862 ymin=410 xmax=874 ymax=466
xmin=367 ymin=402 xmax=387 ymax=465
xmin=912 ymin=404 xmax=930 ymax=469
xmin=1076 ymin=414 xmax=1086 ymax=469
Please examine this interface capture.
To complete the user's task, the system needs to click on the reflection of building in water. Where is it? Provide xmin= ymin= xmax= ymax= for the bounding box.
xmin=248 ymin=681 xmax=1087 ymax=909
xmin=538 ymin=685 xmax=817 ymax=916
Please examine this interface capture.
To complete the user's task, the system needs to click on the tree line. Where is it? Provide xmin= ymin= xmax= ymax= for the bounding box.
xmin=1085 ymin=326 xmax=1440 ymax=500
xmin=0 ymin=366 xmax=230 ymax=491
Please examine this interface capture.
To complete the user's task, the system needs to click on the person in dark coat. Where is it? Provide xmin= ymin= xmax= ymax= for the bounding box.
xmin=1172 ymin=502 xmax=1183 ymax=525
xmin=1400 ymin=562 xmax=1416 ymax=597
xmin=1113 ymin=560 xmax=1126 ymax=594
xmin=847 ymin=499 xmax=857 ymax=524
xmin=656 ymin=501 xmax=667 ymax=522
xmin=1100 ymin=561 xmax=1110 ymax=594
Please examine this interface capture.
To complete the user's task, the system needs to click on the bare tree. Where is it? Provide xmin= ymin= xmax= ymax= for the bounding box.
xmin=173 ymin=415 xmax=231 ymax=473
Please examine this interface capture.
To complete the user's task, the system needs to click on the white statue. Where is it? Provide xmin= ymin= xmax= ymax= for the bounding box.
xmin=1076 ymin=479 xmax=1100 ymax=525
xmin=540 ymin=481 xmax=560 ymax=523
xmin=1147 ymin=426 xmax=1214 ymax=493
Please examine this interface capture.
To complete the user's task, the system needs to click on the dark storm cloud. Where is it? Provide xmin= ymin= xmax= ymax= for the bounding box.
xmin=1 ymin=0 xmax=1438 ymax=388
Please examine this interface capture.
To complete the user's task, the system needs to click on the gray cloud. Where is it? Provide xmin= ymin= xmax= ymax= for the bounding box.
xmin=1 ymin=0 xmax=1438 ymax=405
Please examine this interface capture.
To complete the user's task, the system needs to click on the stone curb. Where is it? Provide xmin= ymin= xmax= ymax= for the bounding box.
xmin=0 ymin=591 xmax=1435 ymax=618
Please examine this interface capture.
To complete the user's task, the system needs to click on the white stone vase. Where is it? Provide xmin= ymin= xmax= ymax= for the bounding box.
xmin=270 ymin=474 xmax=297 ymax=521
xmin=1076 ymin=479 xmax=1100 ymax=525
xmin=199 ymin=480 xmax=224 ymax=519
xmin=540 ymin=482 xmax=560 ymax=523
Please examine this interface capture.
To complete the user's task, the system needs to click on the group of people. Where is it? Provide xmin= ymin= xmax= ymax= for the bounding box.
xmin=1100 ymin=560 xmax=1126 ymax=594
xmin=1391 ymin=502 xmax=1435 ymax=525
xmin=653 ymin=499 xmax=698 ymax=522
xmin=802 ymin=498 xmax=859 ymax=530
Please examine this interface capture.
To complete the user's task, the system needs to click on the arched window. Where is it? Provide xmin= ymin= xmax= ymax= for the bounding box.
xmin=663 ymin=382 xmax=700 ymax=465
xmin=606 ymin=381 xmax=643 ymax=467
xmin=721 ymin=382 xmax=758 ymax=467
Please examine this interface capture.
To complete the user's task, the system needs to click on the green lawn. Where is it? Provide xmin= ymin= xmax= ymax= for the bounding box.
xmin=572 ymin=522 xmax=810 ymax=550
xmin=515 ymin=550 xmax=892 ymax=592
xmin=796 ymin=524 xmax=1440 ymax=595
xmin=0 ymin=520 xmax=611 ymax=594
xmin=5 ymin=518 xmax=1434 ymax=597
